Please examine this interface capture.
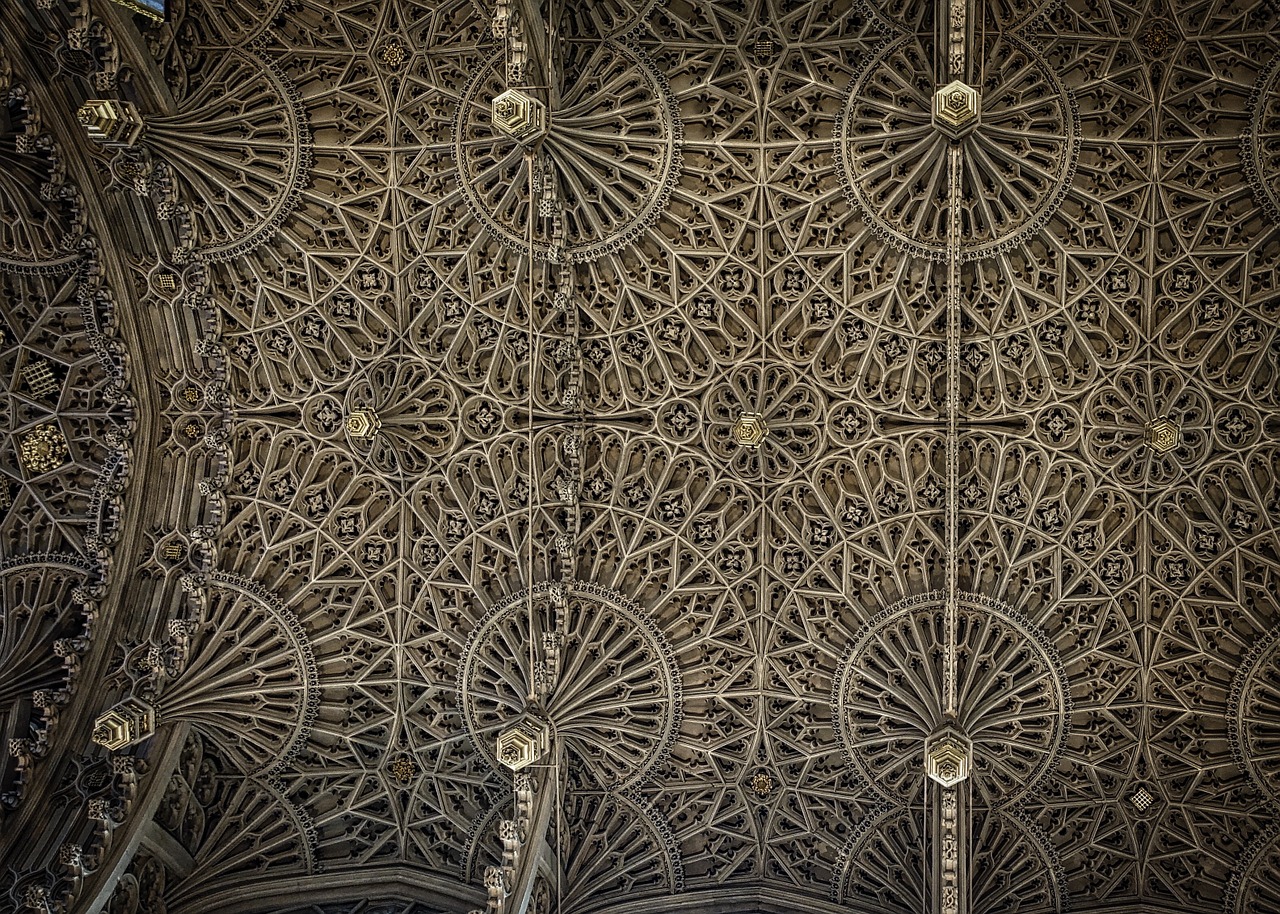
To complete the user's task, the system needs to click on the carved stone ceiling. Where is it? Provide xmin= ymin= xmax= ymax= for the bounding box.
xmin=0 ymin=0 xmax=1278 ymax=913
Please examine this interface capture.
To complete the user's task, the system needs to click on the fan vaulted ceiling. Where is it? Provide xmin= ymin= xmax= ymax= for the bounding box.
xmin=0 ymin=0 xmax=1278 ymax=913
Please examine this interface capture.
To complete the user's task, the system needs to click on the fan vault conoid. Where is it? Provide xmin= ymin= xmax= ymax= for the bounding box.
xmin=0 ymin=0 xmax=1278 ymax=913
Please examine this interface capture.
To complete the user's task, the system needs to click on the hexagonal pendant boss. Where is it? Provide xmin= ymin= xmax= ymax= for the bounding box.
xmin=76 ymin=99 xmax=145 ymax=147
xmin=345 ymin=408 xmax=381 ymax=439
xmin=925 ymin=723 xmax=972 ymax=787
xmin=491 ymin=89 xmax=547 ymax=143
xmin=1144 ymin=417 xmax=1180 ymax=454
xmin=91 ymin=697 xmax=156 ymax=751
xmin=933 ymin=81 xmax=980 ymax=138
xmin=731 ymin=412 xmax=768 ymax=448
xmin=496 ymin=718 xmax=550 ymax=770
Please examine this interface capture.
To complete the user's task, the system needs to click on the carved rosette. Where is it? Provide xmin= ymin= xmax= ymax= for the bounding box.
xmin=834 ymin=592 xmax=1070 ymax=808
xmin=339 ymin=357 xmax=459 ymax=477
xmin=18 ymin=422 xmax=69 ymax=474
xmin=1081 ymin=365 xmax=1211 ymax=491
xmin=702 ymin=360 xmax=828 ymax=481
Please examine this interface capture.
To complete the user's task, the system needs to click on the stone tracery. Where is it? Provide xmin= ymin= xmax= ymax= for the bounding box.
xmin=455 ymin=40 xmax=683 ymax=264
xmin=836 ymin=32 xmax=1079 ymax=263
xmin=459 ymin=581 xmax=681 ymax=791
xmin=834 ymin=805 xmax=1063 ymax=911
xmin=835 ymin=592 xmax=1069 ymax=809
xmin=0 ymin=0 xmax=1278 ymax=912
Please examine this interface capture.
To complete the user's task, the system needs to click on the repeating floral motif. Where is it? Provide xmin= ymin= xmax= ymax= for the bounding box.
xmin=0 ymin=0 xmax=1278 ymax=912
